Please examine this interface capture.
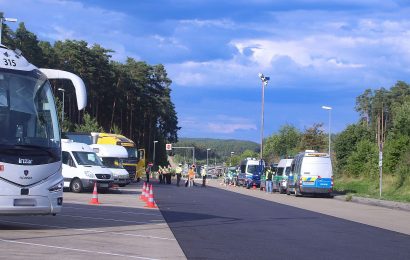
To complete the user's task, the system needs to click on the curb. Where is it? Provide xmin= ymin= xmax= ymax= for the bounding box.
xmin=333 ymin=194 xmax=410 ymax=212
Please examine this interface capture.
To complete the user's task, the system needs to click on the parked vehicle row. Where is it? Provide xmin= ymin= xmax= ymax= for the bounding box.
xmin=62 ymin=139 xmax=132 ymax=193
xmin=227 ymin=150 xmax=333 ymax=198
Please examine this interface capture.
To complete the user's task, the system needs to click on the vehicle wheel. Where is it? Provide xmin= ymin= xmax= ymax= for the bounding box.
xmin=70 ymin=179 xmax=83 ymax=193
xmin=286 ymin=187 xmax=290 ymax=195
xmin=279 ymin=187 xmax=283 ymax=194
xmin=295 ymin=187 xmax=302 ymax=197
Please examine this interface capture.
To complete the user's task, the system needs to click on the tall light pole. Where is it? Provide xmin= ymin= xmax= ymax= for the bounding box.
xmin=258 ymin=73 xmax=270 ymax=161
xmin=0 ymin=13 xmax=17 ymax=45
xmin=322 ymin=106 xmax=332 ymax=155
xmin=206 ymin=148 xmax=211 ymax=167
xmin=58 ymin=88 xmax=66 ymax=123
xmin=153 ymin=140 xmax=158 ymax=168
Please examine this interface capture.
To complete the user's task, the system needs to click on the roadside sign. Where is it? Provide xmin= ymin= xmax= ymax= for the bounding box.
xmin=166 ymin=143 xmax=172 ymax=151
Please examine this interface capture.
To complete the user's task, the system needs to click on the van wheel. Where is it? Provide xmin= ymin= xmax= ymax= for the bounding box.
xmin=70 ymin=179 xmax=83 ymax=193
xmin=295 ymin=187 xmax=302 ymax=197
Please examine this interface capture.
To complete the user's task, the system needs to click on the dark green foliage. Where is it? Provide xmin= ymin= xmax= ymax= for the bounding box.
xmin=299 ymin=123 xmax=327 ymax=152
xmin=345 ymin=139 xmax=378 ymax=177
xmin=333 ymin=123 xmax=371 ymax=173
xmin=264 ymin=124 xmax=301 ymax=162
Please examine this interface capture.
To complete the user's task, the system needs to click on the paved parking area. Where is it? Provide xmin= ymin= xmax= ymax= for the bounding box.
xmin=0 ymin=183 xmax=186 ymax=260
xmin=206 ymin=179 xmax=410 ymax=235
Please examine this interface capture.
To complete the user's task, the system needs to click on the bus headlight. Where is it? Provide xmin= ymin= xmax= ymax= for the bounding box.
xmin=84 ymin=171 xmax=95 ymax=178
xmin=49 ymin=181 xmax=63 ymax=192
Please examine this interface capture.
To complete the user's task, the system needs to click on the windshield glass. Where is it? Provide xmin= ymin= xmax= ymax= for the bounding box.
xmin=72 ymin=151 xmax=104 ymax=166
xmin=247 ymin=165 xmax=259 ymax=174
xmin=125 ymin=147 xmax=138 ymax=158
xmin=0 ymin=69 xmax=61 ymax=164
xmin=101 ymin=157 xmax=123 ymax=169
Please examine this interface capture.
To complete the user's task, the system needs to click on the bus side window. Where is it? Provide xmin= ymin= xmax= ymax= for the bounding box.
xmin=62 ymin=151 xmax=76 ymax=168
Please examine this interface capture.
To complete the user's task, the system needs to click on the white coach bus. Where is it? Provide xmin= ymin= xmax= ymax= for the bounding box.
xmin=0 ymin=44 xmax=87 ymax=215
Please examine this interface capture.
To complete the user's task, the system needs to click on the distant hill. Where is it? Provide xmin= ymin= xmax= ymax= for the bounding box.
xmin=172 ymin=138 xmax=259 ymax=164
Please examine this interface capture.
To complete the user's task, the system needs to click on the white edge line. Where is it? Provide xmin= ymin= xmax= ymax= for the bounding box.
xmin=0 ymin=238 xmax=159 ymax=260
xmin=0 ymin=219 xmax=175 ymax=241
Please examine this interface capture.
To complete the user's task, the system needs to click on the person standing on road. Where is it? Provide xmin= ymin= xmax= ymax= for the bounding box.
xmin=145 ymin=163 xmax=153 ymax=183
xmin=176 ymin=163 xmax=183 ymax=186
xmin=201 ymin=165 xmax=207 ymax=187
xmin=188 ymin=165 xmax=195 ymax=187
xmin=266 ymin=167 xmax=273 ymax=194
xmin=158 ymin=166 xmax=164 ymax=184
xmin=166 ymin=165 xmax=172 ymax=184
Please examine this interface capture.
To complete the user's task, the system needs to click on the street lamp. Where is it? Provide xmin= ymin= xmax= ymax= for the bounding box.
xmin=58 ymin=88 xmax=66 ymax=123
xmin=230 ymin=152 xmax=234 ymax=166
xmin=206 ymin=148 xmax=211 ymax=168
xmin=153 ymin=140 xmax=158 ymax=168
xmin=258 ymin=73 xmax=270 ymax=161
xmin=0 ymin=13 xmax=17 ymax=45
xmin=321 ymin=106 xmax=332 ymax=155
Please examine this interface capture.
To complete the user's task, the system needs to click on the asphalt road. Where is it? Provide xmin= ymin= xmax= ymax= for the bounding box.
xmin=154 ymin=182 xmax=410 ymax=260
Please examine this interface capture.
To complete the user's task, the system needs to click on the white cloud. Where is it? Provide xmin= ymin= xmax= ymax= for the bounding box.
xmin=207 ymin=122 xmax=256 ymax=134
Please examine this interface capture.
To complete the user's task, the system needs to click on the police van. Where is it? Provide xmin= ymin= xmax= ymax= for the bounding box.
xmin=62 ymin=140 xmax=113 ymax=193
xmin=238 ymin=158 xmax=264 ymax=189
xmin=273 ymin=159 xmax=293 ymax=193
xmin=286 ymin=150 xmax=333 ymax=197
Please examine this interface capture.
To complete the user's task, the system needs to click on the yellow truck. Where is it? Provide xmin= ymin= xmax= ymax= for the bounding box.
xmin=64 ymin=132 xmax=145 ymax=181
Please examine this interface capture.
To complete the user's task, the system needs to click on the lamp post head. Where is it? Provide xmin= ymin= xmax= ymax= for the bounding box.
xmin=154 ymin=140 xmax=158 ymax=144
xmin=258 ymin=73 xmax=270 ymax=85
xmin=57 ymin=88 xmax=65 ymax=92
xmin=322 ymin=106 xmax=332 ymax=110
xmin=207 ymin=148 xmax=211 ymax=151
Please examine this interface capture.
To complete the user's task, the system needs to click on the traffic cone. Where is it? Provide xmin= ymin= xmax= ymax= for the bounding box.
xmin=145 ymin=184 xmax=157 ymax=208
xmin=89 ymin=182 xmax=100 ymax=205
xmin=144 ymin=183 xmax=150 ymax=202
xmin=140 ymin=182 xmax=146 ymax=201
xmin=253 ymin=183 xmax=256 ymax=190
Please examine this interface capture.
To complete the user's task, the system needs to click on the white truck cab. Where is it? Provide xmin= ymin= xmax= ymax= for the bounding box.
xmin=61 ymin=139 xmax=113 ymax=193
xmin=90 ymin=144 xmax=130 ymax=187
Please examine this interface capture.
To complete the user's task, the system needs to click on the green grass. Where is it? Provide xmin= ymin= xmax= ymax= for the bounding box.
xmin=334 ymin=175 xmax=410 ymax=202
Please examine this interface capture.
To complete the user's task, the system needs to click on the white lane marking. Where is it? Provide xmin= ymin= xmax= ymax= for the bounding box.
xmin=0 ymin=238 xmax=159 ymax=260
xmin=0 ymin=219 xmax=175 ymax=241
xmin=62 ymin=205 xmax=162 ymax=217
xmin=59 ymin=214 xmax=166 ymax=225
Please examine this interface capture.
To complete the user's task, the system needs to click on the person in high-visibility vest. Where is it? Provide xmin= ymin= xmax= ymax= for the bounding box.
xmin=187 ymin=165 xmax=195 ymax=187
xmin=175 ymin=164 xmax=183 ymax=186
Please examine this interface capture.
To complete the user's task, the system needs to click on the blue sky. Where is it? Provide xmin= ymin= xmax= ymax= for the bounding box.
xmin=2 ymin=0 xmax=410 ymax=142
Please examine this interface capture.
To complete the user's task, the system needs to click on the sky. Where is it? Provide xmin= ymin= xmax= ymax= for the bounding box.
xmin=2 ymin=0 xmax=410 ymax=142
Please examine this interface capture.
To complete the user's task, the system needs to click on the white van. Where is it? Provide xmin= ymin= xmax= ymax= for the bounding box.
xmin=238 ymin=158 xmax=264 ymax=188
xmin=287 ymin=150 xmax=333 ymax=197
xmin=90 ymin=144 xmax=130 ymax=187
xmin=273 ymin=159 xmax=293 ymax=193
xmin=62 ymin=140 xmax=113 ymax=193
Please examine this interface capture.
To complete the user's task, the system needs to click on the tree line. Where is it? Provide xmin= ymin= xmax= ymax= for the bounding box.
xmin=2 ymin=22 xmax=180 ymax=165
xmin=263 ymin=81 xmax=410 ymax=187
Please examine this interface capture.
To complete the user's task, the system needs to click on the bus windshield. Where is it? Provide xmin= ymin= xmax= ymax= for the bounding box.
xmin=0 ymin=69 xmax=60 ymax=162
